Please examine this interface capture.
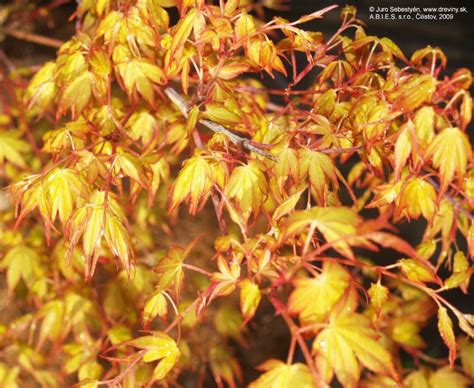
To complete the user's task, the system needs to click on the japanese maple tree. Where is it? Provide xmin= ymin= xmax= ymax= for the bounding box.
xmin=0 ymin=1 xmax=473 ymax=387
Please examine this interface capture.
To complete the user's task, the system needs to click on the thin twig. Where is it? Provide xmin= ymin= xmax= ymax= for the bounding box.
xmin=4 ymin=27 xmax=64 ymax=49
xmin=269 ymin=296 xmax=322 ymax=388
xmin=164 ymin=87 xmax=277 ymax=161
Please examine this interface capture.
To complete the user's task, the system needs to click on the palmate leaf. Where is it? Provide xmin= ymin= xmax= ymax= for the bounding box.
xmin=130 ymin=332 xmax=180 ymax=381
xmin=249 ymin=360 xmax=313 ymax=388
xmin=288 ymin=262 xmax=351 ymax=324
xmin=226 ymin=160 xmax=268 ymax=222
xmin=0 ymin=131 xmax=30 ymax=168
xmin=0 ymin=245 xmax=46 ymax=297
xmin=427 ymin=127 xmax=472 ymax=194
xmin=313 ymin=312 xmax=399 ymax=387
xmin=153 ymin=242 xmax=196 ymax=296
xmin=65 ymin=190 xmax=133 ymax=277
xmin=283 ymin=206 xmax=360 ymax=259
xmin=170 ymin=151 xmax=214 ymax=215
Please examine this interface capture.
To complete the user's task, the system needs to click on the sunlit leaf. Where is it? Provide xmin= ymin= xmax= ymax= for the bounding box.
xmin=288 ymin=262 xmax=351 ymax=324
xmin=249 ymin=360 xmax=313 ymax=388
xmin=313 ymin=312 xmax=398 ymax=386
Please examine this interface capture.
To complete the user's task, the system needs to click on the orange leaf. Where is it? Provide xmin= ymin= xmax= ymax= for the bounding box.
xmin=437 ymin=307 xmax=457 ymax=366
xmin=170 ymin=8 xmax=197 ymax=56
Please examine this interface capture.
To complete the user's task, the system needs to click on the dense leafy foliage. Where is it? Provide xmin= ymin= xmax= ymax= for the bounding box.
xmin=0 ymin=1 xmax=473 ymax=387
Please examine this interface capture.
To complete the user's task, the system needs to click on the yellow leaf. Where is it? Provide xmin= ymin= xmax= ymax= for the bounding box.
xmin=249 ymin=360 xmax=313 ymax=388
xmin=38 ymin=300 xmax=64 ymax=346
xmin=313 ymin=313 xmax=398 ymax=387
xmin=204 ymin=102 xmax=241 ymax=125
xmin=367 ymin=182 xmax=402 ymax=208
xmin=66 ymin=191 xmax=131 ymax=277
xmin=115 ymin=151 xmax=148 ymax=188
xmin=104 ymin=215 xmax=132 ymax=272
xmin=427 ymin=127 xmax=471 ymax=193
xmin=390 ymin=320 xmax=425 ymax=349
xmin=59 ymin=71 xmax=93 ymax=118
xmin=131 ymin=333 xmax=180 ymax=380
xmin=0 ymin=131 xmax=30 ymax=168
xmin=272 ymin=191 xmax=303 ymax=221
xmin=274 ymin=146 xmax=299 ymax=183
xmin=217 ymin=61 xmax=250 ymax=80
xmin=392 ymin=74 xmax=437 ymax=112
xmin=368 ymin=280 xmax=389 ymax=315
xmin=437 ymin=307 xmax=457 ymax=366
xmin=239 ymin=279 xmax=261 ymax=321
xmin=413 ymin=106 xmax=435 ymax=150
xmin=46 ymin=168 xmax=88 ymax=225
xmin=299 ymin=149 xmax=339 ymax=205
xmin=352 ymin=96 xmax=390 ymax=142
xmin=170 ymin=8 xmax=197 ymax=55
xmin=154 ymin=246 xmax=186 ymax=295
xmin=398 ymin=258 xmax=437 ymax=283
xmin=394 ymin=121 xmax=413 ymax=178
xmin=153 ymin=348 xmax=180 ymax=380
xmin=284 ymin=207 xmax=359 ymax=259
xmin=143 ymin=290 xmax=168 ymax=324
xmin=155 ymin=0 xmax=177 ymax=7
xmin=234 ymin=13 xmax=256 ymax=42
xmin=170 ymin=151 xmax=213 ymax=214
xmin=397 ymin=178 xmax=436 ymax=220
xmin=0 ymin=245 xmax=44 ymax=296
xmin=211 ymin=256 xmax=241 ymax=297
xmin=82 ymin=192 xmax=105 ymax=263
xmin=429 ymin=366 xmax=471 ymax=388
xmin=26 ymin=61 xmax=57 ymax=111
xmin=288 ymin=262 xmax=351 ymax=324
xmin=226 ymin=160 xmax=268 ymax=222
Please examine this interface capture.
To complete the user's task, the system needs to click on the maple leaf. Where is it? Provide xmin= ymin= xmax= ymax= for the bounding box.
xmin=288 ymin=262 xmax=351 ymax=324
xmin=396 ymin=178 xmax=436 ymax=220
xmin=299 ymin=149 xmax=339 ymax=205
xmin=437 ymin=307 xmax=457 ymax=366
xmin=130 ymin=333 xmax=180 ymax=381
xmin=153 ymin=242 xmax=195 ymax=297
xmin=65 ymin=191 xmax=133 ymax=278
xmin=0 ymin=245 xmax=46 ymax=297
xmin=211 ymin=256 xmax=241 ymax=297
xmin=394 ymin=121 xmax=414 ymax=178
xmin=239 ymin=279 xmax=261 ymax=321
xmin=313 ymin=312 xmax=398 ymax=387
xmin=249 ymin=360 xmax=313 ymax=388
xmin=25 ymin=61 xmax=57 ymax=111
xmin=45 ymin=168 xmax=89 ymax=225
xmin=226 ymin=160 xmax=268 ymax=222
xmin=283 ymin=207 xmax=360 ymax=259
xmin=398 ymin=258 xmax=439 ymax=284
xmin=368 ymin=280 xmax=389 ymax=316
xmin=59 ymin=71 xmax=93 ymax=118
xmin=427 ymin=127 xmax=472 ymax=194
xmin=170 ymin=151 xmax=213 ymax=215
xmin=170 ymin=8 xmax=197 ymax=56
xmin=0 ymin=131 xmax=30 ymax=168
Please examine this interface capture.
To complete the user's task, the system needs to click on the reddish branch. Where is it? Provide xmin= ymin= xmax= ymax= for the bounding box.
xmin=269 ymin=296 xmax=323 ymax=388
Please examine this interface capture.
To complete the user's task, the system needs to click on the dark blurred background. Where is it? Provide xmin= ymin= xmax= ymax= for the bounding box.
xmin=2 ymin=0 xmax=473 ymax=72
